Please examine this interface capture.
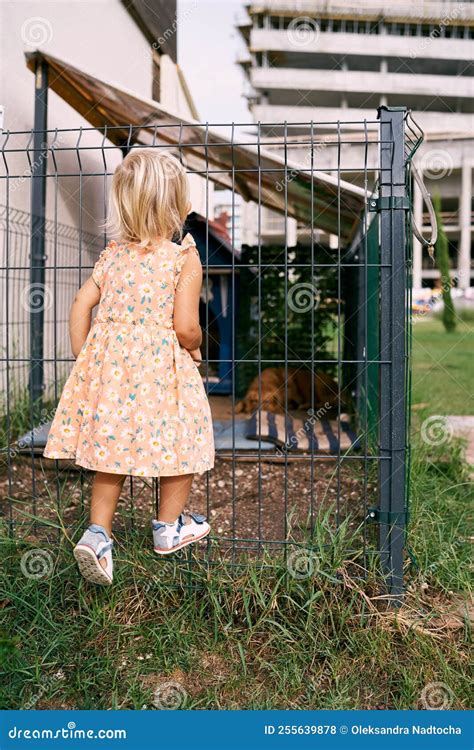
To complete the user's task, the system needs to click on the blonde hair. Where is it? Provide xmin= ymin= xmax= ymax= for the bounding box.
xmin=108 ymin=148 xmax=189 ymax=248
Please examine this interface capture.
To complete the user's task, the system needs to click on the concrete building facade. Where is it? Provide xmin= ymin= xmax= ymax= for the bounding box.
xmin=238 ymin=0 xmax=474 ymax=289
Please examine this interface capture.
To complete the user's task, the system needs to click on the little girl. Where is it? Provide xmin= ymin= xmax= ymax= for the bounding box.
xmin=44 ymin=149 xmax=215 ymax=585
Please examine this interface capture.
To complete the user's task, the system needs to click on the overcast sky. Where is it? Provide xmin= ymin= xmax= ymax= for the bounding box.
xmin=178 ymin=0 xmax=250 ymax=124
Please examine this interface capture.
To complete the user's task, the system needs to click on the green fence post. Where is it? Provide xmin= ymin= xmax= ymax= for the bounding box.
xmin=377 ymin=105 xmax=409 ymax=601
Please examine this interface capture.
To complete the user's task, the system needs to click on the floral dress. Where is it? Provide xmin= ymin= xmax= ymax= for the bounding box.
xmin=43 ymin=234 xmax=215 ymax=477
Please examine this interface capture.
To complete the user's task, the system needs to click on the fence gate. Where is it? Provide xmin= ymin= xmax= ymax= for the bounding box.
xmin=0 ymin=105 xmax=419 ymax=597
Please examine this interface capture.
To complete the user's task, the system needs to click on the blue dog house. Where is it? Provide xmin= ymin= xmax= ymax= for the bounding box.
xmin=184 ymin=212 xmax=240 ymax=395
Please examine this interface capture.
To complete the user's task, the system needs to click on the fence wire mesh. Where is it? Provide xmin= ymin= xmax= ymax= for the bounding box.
xmin=0 ymin=110 xmax=411 ymax=592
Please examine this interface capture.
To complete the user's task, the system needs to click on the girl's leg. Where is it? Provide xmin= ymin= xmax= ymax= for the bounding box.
xmin=158 ymin=474 xmax=194 ymax=523
xmin=90 ymin=471 xmax=126 ymax=537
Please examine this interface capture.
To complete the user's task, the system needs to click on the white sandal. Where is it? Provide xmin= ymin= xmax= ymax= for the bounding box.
xmin=152 ymin=512 xmax=210 ymax=555
xmin=73 ymin=524 xmax=114 ymax=585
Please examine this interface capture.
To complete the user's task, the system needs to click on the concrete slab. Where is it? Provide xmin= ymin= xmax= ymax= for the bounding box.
xmin=444 ymin=416 xmax=474 ymax=466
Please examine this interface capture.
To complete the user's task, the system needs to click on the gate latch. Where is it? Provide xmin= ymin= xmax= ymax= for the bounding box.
xmin=366 ymin=508 xmax=409 ymax=525
xmin=368 ymin=197 xmax=410 ymax=212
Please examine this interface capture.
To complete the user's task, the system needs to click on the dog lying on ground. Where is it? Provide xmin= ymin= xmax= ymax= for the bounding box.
xmin=236 ymin=367 xmax=340 ymax=414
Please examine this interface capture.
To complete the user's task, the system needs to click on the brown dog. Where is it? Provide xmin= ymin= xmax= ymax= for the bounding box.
xmin=236 ymin=367 xmax=340 ymax=414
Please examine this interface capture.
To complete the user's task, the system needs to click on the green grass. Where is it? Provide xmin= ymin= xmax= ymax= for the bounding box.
xmin=412 ymin=315 xmax=474 ymax=416
xmin=408 ymin=441 xmax=473 ymax=594
xmin=0 ymin=438 xmax=472 ymax=711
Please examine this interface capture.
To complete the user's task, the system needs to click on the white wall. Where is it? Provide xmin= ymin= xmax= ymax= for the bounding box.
xmin=0 ymin=0 xmax=211 ymax=398
xmin=0 ymin=0 xmax=211 ymax=226
xmin=0 ymin=0 xmax=154 ymax=230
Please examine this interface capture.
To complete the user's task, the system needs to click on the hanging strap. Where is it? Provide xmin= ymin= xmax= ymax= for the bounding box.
xmin=410 ymin=161 xmax=438 ymax=261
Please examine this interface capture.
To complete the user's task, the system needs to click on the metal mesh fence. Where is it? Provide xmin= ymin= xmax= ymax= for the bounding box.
xmin=0 ymin=108 xmax=414 ymax=594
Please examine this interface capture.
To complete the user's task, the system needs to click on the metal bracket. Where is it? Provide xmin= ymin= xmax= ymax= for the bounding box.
xmin=368 ymin=196 xmax=410 ymax=212
xmin=366 ymin=508 xmax=408 ymax=525
xmin=377 ymin=105 xmax=407 ymax=117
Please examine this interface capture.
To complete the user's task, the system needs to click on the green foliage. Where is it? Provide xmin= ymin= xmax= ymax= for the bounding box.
xmin=0 ymin=630 xmax=19 ymax=667
xmin=433 ymin=194 xmax=456 ymax=333
xmin=236 ymin=244 xmax=339 ymax=396
xmin=0 ymin=388 xmax=58 ymax=452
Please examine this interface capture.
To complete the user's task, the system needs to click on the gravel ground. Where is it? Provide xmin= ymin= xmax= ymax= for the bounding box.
xmin=1 ymin=452 xmax=376 ymax=553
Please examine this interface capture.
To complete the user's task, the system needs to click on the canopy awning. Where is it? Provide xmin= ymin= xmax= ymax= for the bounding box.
xmin=25 ymin=50 xmax=367 ymax=242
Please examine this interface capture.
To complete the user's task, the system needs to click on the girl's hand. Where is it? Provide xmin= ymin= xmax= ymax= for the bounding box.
xmin=173 ymin=249 xmax=203 ymax=351
xmin=188 ymin=348 xmax=202 ymax=366
xmin=69 ymin=277 xmax=101 ymax=357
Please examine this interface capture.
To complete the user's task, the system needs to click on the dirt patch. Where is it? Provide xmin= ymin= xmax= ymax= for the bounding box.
xmin=140 ymin=652 xmax=231 ymax=707
xmin=1 ymin=454 xmax=376 ymax=553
